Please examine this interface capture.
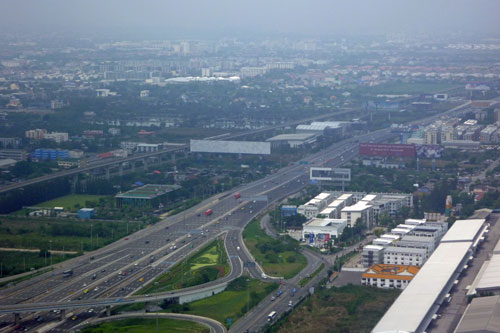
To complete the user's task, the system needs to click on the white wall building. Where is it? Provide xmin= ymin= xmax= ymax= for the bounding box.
xmin=302 ymin=218 xmax=347 ymax=245
xmin=384 ymin=246 xmax=428 ymax=267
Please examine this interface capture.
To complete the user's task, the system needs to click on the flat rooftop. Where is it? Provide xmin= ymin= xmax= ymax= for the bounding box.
xmin=373 ymin=241 xmax=472 ymax=333
xmin=342 ymin=201 xmax=371 ymax=212
xmin=115 ymin=184 xmax=180 ymax=200
xmin=440 ymin=219 xmax=485 ymax=243
xmin=304 ymin=218 xmax=346 ymax=227
xmin=266 ymin=133 xmax=316 ymax=141
xmin=476 ymin=255 xmax=500 ymax=292
xmin=455 ymin=295 xmax=500 ymax=333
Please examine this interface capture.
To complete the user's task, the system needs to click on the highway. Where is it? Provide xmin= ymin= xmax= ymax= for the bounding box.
xmin=0 ymin=100 xmax=475 ymax=332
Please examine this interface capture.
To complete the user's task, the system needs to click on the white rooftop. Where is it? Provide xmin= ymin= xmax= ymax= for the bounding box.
xmin=364 ymin=245 xmax=384 ymax=251
xmin=337 ymin=194 xmax=352 ymax=200
xmin=362 ymin=194 xmax=378 ymax=202
xmin=342 ymin=201 xmax=371 ymax=212
xmin=304 ymin=218 xmax=346 ymax=227
xmin=320 ymin=207 xmax=336 ymax=215
xmin=315 ymin=192 xmax=332 ymax=200
xmin=405 ymin=218 xmax=427 ymax=225
xmin=381 ymin=234 xmax=400 ymax=241
xmin=476 ymin=255 xmax=500 ymax=292
xmin=391 ymin=228 xmax=411 ymax=235
xmin=266 ymin=133 xmax=316 ymax=141
xmin=373 ymin=241 xmax=473 ymax=333
xmin=440 ymin=219 xmax=485 ymax=243
xmin=329 ymin=199 xmax=345 ymax=207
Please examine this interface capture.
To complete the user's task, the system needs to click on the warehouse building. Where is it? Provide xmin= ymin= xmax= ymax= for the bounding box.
xmin=266 ymin=133 xmax=317 ymax=148
xmin=373 ymin=218 xmax=488 ymax=333
xmin=302 ymin=218 xmax=347 ymax=246
xmin=115 ymin=184 xmax=180 ymax=207
xmin=454 ymin=295 xmax=500 ymax=332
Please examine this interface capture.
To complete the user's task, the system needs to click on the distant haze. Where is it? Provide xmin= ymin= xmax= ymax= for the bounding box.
xmin=2 ymin=0 xmax=500 ymax=37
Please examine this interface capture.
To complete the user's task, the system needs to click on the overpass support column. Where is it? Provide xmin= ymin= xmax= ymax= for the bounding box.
xmin=145 ymin=302 xmax=151 ymax=313
xmin=119 ymin=163 xmax=123 ymax=177
xmin=106 ymin=305 xmax=111 ymax=317
xmin=143 ymin=158 xmax=148 ymax=170
xmin=71 ymin=174 xmax=78 ymax=193
xmin=14 ymin=313 xmax=20 ymax=325
xmin=106 ymin=167 xmax=111 ymax=180
xmin=131 ymin=161 xmax=136 ymax=172
xmin=60 ymin=309 xmax=66 ymax=321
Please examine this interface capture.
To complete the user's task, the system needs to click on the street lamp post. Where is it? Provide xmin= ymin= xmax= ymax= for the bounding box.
xmin=49 ymin=240 xmax=52 ymax=266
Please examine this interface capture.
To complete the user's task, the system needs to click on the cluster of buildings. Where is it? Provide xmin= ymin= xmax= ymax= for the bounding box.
xmin=404 ymin=104 xmax=500 ymax=149
xmin=294 ymin=191 xmax=412 ymax=247
xmin=25 ymin=129 xmax=69 ymax=144
xmin=373 ymin=215 xmax=489 ymax=333
xmin=362 ymin=218 xmax=448 ymax=269
xmin=298 ymin=191 xmax=412 ymax=228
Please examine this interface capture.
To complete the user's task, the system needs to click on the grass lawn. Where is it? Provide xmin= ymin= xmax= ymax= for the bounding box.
xmin=138 ymin=239 xmax=229 ymax=295
xmin=0 ymin=216 xmax=136 ymax=276
xmin=0 ymin=251 xmax=75 ymax=277
xmin=163 ymin=277 xmax=278 ymax=327
xmin=34 ymin=194 xmax=110 ymax=212
xmin=82 ymin=317 xmax=209 ymax=333
xmin=273 ymin=284 xmax=400 ymax=333
xmin=298 ymin=263 xmax=325 ymax=287
xmin=243 ymin=219 xmax=307 ymax=279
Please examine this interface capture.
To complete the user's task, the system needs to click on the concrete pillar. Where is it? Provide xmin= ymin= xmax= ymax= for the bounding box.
xmin=143 ymin=158 xmax=148 ymax=170
xmin=106 ymin=306 xmax=111 ymax=317
xmin=14 ymin=313 xmax=20 ymax=325
xmin=71 ymin=174 xmax=78 ymax=193
xmin=131 ymin=161 xmax=136 ymax=172
xmin=119 ymin=163 xmax=123 ymax=177
xmin=106 ymin=168 xmax=111 ymax=180
xmin=60 ymin=309 xmax=66 ymax=321
xmin=145 ymin=302 xmax=151 ymax=313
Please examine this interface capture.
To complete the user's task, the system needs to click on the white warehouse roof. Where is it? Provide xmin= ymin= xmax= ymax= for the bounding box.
xmin=440 ymin=219 xmax=485 ymax=243
xmin=373 ymin=241 xmax=473 ymax=333
xmin=476 ymin=255 xmax=500 ymax=292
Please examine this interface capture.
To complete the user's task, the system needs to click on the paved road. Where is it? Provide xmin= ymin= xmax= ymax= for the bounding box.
xmin=0 ymin=100 xmax=476 ymax=332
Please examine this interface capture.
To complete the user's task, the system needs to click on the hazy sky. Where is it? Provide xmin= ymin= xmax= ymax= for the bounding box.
xmin=2 ymin=0 xmax=500 ymax=38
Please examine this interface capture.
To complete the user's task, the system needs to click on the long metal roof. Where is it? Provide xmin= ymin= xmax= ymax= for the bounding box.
xmin=373 ymin=241 xmax=472 ymax=333
xmin=440 ymin=219 xmax=485 ymax=243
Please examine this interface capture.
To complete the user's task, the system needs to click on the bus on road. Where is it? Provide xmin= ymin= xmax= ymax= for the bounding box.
xmin=267 ymin=311 xmax=277 ymax=321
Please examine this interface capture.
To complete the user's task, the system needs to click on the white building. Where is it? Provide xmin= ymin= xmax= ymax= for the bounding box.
xmin=302 ymin=218 xmax=347 ymax=245
xmin=297 ymin=192 xmax=337 ymax=218
xmin=361 ymin=264 xmax=420 ymax=290
xmin=44 ymin=132 xmax=69 ymax=143
xmin=341 ymin=201 xmax=373 ymax=228
xmin=362 ymin=245 xmax=385 ymax=267
xmin=384 ymin=246 xmax=427 ymax=267
xmin=136 ymin=143 xmax=163 ymax=153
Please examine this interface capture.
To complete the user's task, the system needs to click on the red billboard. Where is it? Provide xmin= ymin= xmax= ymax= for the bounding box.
xmin=359 ymin=143 xmax=416 ymax=157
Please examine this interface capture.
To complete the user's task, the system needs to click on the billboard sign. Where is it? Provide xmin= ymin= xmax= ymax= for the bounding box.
xmin=415 ymin=144 xmax=443 ymax=158
xmin=310 ymin=167 xmax=351 ymax=182
xmin=190 ymin=139 xmax=271 ymax=155
xmin=359 ymin=143 xmax=416 ymax=157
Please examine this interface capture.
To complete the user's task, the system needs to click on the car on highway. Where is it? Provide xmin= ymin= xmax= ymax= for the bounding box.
xmin=289 ymin=300 xmax=293 ymax=307
xmin=271 ymin=296 xmax=276 ymax=301
xmin=71 ymin=315 xmax=77 ymax=320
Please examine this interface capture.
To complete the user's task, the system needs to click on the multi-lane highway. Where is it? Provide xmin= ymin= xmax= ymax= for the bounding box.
xmin=0 ymin=100 xmax=476 ymax=332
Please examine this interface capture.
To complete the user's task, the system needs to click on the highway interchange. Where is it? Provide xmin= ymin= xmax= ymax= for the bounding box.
xmin=0 ymin=100 xmax=476 ymax=332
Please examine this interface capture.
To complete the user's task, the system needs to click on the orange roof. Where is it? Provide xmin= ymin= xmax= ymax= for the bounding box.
xmin=362 ymin=264 xmax=419 ymax=281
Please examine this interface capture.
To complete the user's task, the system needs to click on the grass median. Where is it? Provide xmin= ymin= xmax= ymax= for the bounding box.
xmin=243 ymin=218 xmax=306 ymax=279
xmin=82 ymin=317 xmax=209 ymax=333
xmin=162 ymin=276 xmax=278 ymax=328
xmin=137 ymin=239 xmax=229 ymax=295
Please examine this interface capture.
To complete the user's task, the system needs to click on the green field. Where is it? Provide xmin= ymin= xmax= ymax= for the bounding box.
xmin=138 ymin=239 xmax=229 ymax=294
xmin=243 ymin=219 xmax=307 ymax=279
xmin=0 ymin=250 xmax=75 ymax=277
xmin=0 ymin=216 xmax=137 ymax=276
xmin=82 ymin=317 xmax=209 ymax=333
xmin=273 ymin=285 xmax=400 ymax=333
xmin=34 ymin=194 xmax=110 ymax=212
xmin=163 ymin=277 xmax=278 ymax=327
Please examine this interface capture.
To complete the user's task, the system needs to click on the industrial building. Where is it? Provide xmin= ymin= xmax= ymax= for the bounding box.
xmin=265 ymin=133 xmax=317 ymax=148
xmin=302 ymin=218 xmax=347 ymax=245
xmin=373 ymin=218 xmax=488 ymax=333
xmin=454 ymin=295 xmax=500 ymax=333
xmin=361 ymin=264 xmax=420 ymax=289
xmin=115 ymin=184 xmax=181 ymax=207
xmin=78 ymin=208 xmax=95 ymax=219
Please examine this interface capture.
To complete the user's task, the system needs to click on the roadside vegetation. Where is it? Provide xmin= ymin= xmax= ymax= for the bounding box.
xmin=298 ymin=263 xmax=325 ymax=287
xmin=161 ymin=276 xmax=278 ymax=328
xmin=243 ymin=218 xmax=307 ymax=279
xmin=82 ymin=317 xmax=209 ymax=333
xmin=270 ymin=284 xmax=400 ymax=333
xmin=138 ymin=239 xmax=229 ymax=295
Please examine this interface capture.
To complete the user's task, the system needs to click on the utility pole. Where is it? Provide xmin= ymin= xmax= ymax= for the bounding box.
xmin=90 ymin=224 xmax=93 ymax=250
xmin=49 ymin=240 xmax=52 ymax=266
